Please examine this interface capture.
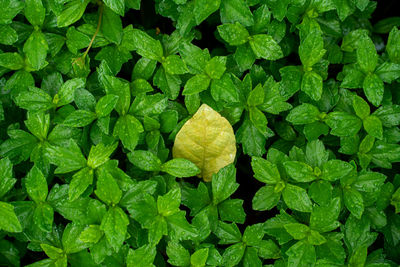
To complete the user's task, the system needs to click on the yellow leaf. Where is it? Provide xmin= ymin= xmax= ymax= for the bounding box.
xmin=172 ymin=104 xmax=236 ymax=182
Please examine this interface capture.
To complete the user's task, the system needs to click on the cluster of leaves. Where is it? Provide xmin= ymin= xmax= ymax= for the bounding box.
xmin=1 ymin=0 xmax=400 ymax=266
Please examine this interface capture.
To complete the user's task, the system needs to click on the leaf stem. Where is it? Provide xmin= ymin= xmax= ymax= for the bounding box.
xmin=73 ymin=3 xmax=104 ymax=67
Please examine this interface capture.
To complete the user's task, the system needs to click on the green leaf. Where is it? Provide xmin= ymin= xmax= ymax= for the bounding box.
xmin=249 ymin=34 xmax=283 ymax=60
xmin=191 ymin=248 xmax=209 ymax=267
xmin=247 ymin=84 xmax=264 ymax=107
xmin=54 ymin=78 xmax=86 ymax=107
xmin=363 ymin=115 xmax=383 ymax=140
xmin=0 ymin=129 xmax=37 ymax=164
xmin=348 ymin=246 xmax=367 ymax=267
xmin=343 ymin=187 xmax=364 ymax=219
xmin=214 ymin=221 xmax=242 ymax=244
xmin=87 ymin=142 xmax=117 ymax=169
xmin=0 ymin=52 xmax=24 ymax=70
xmin=153 ymin=67 xmax=182 ymax=100
xmin=0 ymin=0 xmax=24 ymax=24
xmin=33 ymin=202 xmax=54 ymax=232
xmin=0 ymin=25 xmax=18 ymax=45
xmin=0 ymin=158 xmax=16 ymax=199
xmin=344 ymin=214 xmax=377 ymax=254
xmin=127 ymin=193 xmax=158 ymax=228
xmin=100 ymin=206 xmax=129 ymax=252
xmin=286 ymin=103 xmax=321 ymax=125
xmin=282 ymin=183 xmax=313 ymax=213
xmin=40 ymin=244 xmax=63 ymax=259
xmin=25 ymin=166 xmax=48 ymax=203
xmin=252 ymin=185 xmax=281 ymax=211
xmin=257 ymin=239 xmax=280 ymax=259
xmin=79 ymin=225 xmax=103 ymax=244
xmin=242 ymin=223 xmax=264 ymax=246
xmin=391 ymin=187 xmax=400 ymax=213
xmin=166 ymin=242 xmax=191 ymax=266
xmin=57 ymin=0 xmax=90 ymax=27
xmin=212 ymin=164 xmax=239 ymax=205
xmin=221 ymin=243 xmax=245 ymax=266
xmin=130 ymin=93 xmax=168 ymax=117
xmin=128 ymin=150 xmax=162 ymax=171
xmin=166 ymin=211 xmax=198 ymax=241
xmin=387 ymin=26 xmax=400 ymax=63
xmin=179 ymin=42 xmax=209 ymax=74
xmin=353 ymin=171 xmax=386 ymax=193
xmin=284 ymin=223 xmax=310 ymax=240
xmin=236 ymin=115 xmax=267 ymax=157
xmin=162 ymin=55 xmax=188 ymax=75
xmin=62 ymin=109 xmax=97 ymax=127
xmin=25 ymin=111 xmax=50 ymax=141
xmin=249 ymin=106 xmax=268 ymax=133
xmin=68 ymin=167 xmax=93 ymax=201
xmin=325 ymin=112 xmax=362 ymax=137
xmin=0 ymin=202 xmax=22 ymax=232
xmin=0 ymin=24 xmax=18 ymax=45
xmin=301 ymin=71 xmax=323 ymax=101
xmin=299 ymin=30 xmax=326 ymax=68
xmin=310 ymin=198 xmax=340 ymax=233
xmin=113 ymin=115 xmax=144 ymax=151
xmin=103 ymin=0 xmax=124 ymax=16
xmin=353 ymin=95 xmax=370 ymax=119
xmin=356 ymin=35 xmax=378 ymax=73
xmin=307 ymin=230 xmax=327 ymax=245
xmin=321 ymin=160 xmax=353 ymax=181
xmin=23 ymin=30 xmax=48 ymax=70
xmin=66 ymin=27 xmax=91 ymax=54
xmin=194 ymin=0 xmax=221 ymax=25
xmin=102 ymin=75 xmax=130 ymax=115
xmin=375 ymin=61 xmax=400 ymax=83
xmin=127 ymin=245 xmax=156 ymax=267
xmin=62 ymin=223 xmax=89 ymax=254
xmin=373 ymin=105 xmax=400 ymax=127
xmin=131 ymin=29 xmax=163 ymax=61
xmin=210 ymin=73 xmax=239 ymax=103
xmin=95 ymin=94 xmax=119 ymax=117
xmin=218 ymin=198 xmax=246 ymax=223
xmin=363 ymin=73 xmax=384 ymax=107
xmin=264 ymin=211 xmax=297 ymax=245
xmin=218 ymin=22 xmax=250 ymax=46
xmin=251 ymin=157 xmax=280 ymax=184
xmin=341 ymin=29 xmax=369 ymax=52
xmin=161 ymin=158 xmax=200 ymax=177
xmin=234 ymin=43 xmax=256 ymax=71
xmin=25 ymin=0 xmax=45 ymax=26
xmin=309 ymin=180 xmax=332 ymax=206
xmin=157 ymin=188 xmax=181 ymax=217
xmin=220 ymin=0 xmax=254 ymax=27
xmin=46 ymin=140 xmax=86 ymax=174
xmin=205 ymin=56 xmax=226 ymax=80
xmin=284 ymin=161 xmax=316 ymax=182
xmin=132 ymin=57 xmax=158 ymax=80
xmin=95 ymin=170 xmax=122 ymax=205
xmin=101 ymin=6 xmax=123 ymax=44
xmin=251 ymin=4 xmax=272 ymax=33
xmin=182 ymin=74 xmax=211 ymax=95
xmin=305 ymin=139 xmax=329 ymax=168
xmin=160 ymin=110 xmax=178 ymax=133
xmin=286 ymin=241 xmax=316 ymax=267
xmin=148 ymin=216 xmax=168 ymax=245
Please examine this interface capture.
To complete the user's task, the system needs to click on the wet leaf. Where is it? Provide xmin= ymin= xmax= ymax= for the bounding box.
xmin=173 ymin=104 xmax=236 ymax=181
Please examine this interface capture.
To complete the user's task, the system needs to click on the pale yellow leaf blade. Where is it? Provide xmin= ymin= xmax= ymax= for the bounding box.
xmin=172 ymin=104 xmax=236 ymax=182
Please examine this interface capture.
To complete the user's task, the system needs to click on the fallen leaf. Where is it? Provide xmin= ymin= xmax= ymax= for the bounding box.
xmin=172 ymin=104 xmax=236 ymax=182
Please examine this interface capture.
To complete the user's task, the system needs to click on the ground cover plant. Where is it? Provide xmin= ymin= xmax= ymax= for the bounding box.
xmin=1 ymin=0 xmax=400 ymax=266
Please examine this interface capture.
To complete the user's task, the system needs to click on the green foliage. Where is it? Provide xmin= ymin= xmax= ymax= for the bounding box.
xmin=0 ymin=0 xmax=400 ymax=266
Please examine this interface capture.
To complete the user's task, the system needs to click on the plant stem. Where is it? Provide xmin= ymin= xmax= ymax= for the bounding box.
xmin=73 ymin=3 xmax=104 ymax=67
